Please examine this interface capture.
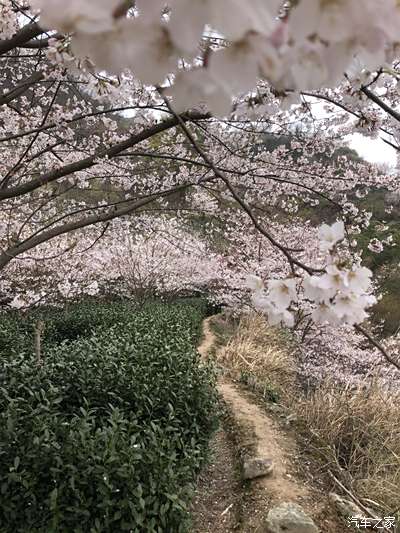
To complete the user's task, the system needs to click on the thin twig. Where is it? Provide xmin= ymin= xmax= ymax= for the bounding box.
xmin=355 ymin=324 xmax=400 ymax=372
xmin=328 ymin=471 xmax=392 ymax=533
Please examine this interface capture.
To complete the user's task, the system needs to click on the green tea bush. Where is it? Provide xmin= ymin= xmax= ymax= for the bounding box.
xmin=0 ymin=300 xmax=138 ymax=357
xmin=0 ymin=300 xmax=217 ymax=532
xmin=0 ymin=299 xmax=208 ymax=358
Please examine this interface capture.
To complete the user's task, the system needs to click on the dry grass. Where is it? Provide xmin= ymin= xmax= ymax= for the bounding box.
xmin=215 ymin=312 xmax=295 ymax=396
xmin=294 ymin=381 xmax=400 ymax=516
xmin=214 ymin=312 xmax=400 ymax=519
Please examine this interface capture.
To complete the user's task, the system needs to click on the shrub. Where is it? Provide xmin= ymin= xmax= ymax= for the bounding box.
xmin=0 ymin=300 xmax=139 ymax=357
xmin=0 ymin=298 xmax=208 ymax=358
xmin=0 ymin=300 xmax=218 ymax=532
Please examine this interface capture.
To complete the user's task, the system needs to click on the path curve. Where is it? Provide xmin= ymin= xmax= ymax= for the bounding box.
xmin=195 ymin=316 xmax=341 ymax=532
xmin=197 ymin=316 xmax=215 ymax=359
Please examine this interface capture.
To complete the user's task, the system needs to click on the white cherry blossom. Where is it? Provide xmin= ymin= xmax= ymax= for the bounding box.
xmin=73 ymin=19 xmax=179 ymax=85
xmin=245 ymin=274 xmax=265 ymax=292
xmin=30 ymin=0 xmax=400 ymax=104
xmin=288 ymin=0 xmax=353 ymax=44
xmin=209 ymin=32 xmax=283 ymax=94
xmin=346 ymin=266 xmax=373 ymax=295
xmin=32 ymin=0 xmax=120 ymax=33
xmin=368 ymin=238 xmax=384 ymax=254
xmin=318 ymin=265 xmax=348 ymax=292
xmin=251 ymin=291 xmax=272 ymax=311
xmin=208 ymin=40 xmax=260 ymax=95
xmin=167 ymin=69 xmax=232 ymax=116
xmin=136 ymin=0 xmax=166 ymax=23
xmin=250 ymin=290 xmax=295 ymax=328
xmin=303 ymin=275 xmax=335 ymax=303
xmin=318 ymin=220 xmax=345 ymax=251
xmin=332 ymin=293 xmax=369 ymax=325
xmin=268 ymin=278 xmax=297 ymax=311
xmin=312 ymin=302 xmax=340 ymax=325
xmin=169 ymin=0 xmax=279 ymax=54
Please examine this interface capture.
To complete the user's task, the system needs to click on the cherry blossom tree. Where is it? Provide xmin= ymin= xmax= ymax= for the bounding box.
xmin=1 ymin=0 xmax=400 ymax=374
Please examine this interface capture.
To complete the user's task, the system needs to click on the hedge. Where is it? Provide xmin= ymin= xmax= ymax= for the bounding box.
xmin=0 ymin=300 xmax=217 ymax=532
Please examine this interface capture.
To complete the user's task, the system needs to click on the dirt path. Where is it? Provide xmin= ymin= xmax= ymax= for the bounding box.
xmin=197 ymin=316 xmax=215 ymax=359
xmin=191 ymin=317 xmax=240 ymax=532
xmin=193 ymin=316 xmax=342 ymax=533
xmin=218 ymin=379 xmax=309 ymax=503
xmin=218 ymin=380 xmax=343 ymax=532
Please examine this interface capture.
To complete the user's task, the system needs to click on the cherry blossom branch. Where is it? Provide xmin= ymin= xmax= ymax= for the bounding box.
xmin=0 ymin=72 xmax=44 ymax=107
xmin=214 ymin=176 xmax=318 ymax=275
xmin=301 ymin=90 xmax=397 ymax=148
xmin=0 ymin=110 xmax=210 ymax=201
xmin=1 ymin=81 xmax=62 ymax=189
xmin=16 ymin=190 xmax=169 ymax=245
xmin=19 ymin=33 xmax=63 ymax=49
xmin=355 ymin=324 xmax=400 ymax=372
xmin=0 ymin=183 xmax=193 ymax=270
xmin=360 ymin=85 xmax=400 ymax=124
xmin=0 ymin=105 xmax=170 ymax=144
xmin=118 ymin=149 xmax=340 ymax=207
xmin=0 ymin=22 xmax=46 ymax=55
xmin=158 ymin=93 xmax=321 ymax=275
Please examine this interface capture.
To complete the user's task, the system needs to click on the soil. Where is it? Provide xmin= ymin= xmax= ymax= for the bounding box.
xmin=197 ymin=317 xmax=216 ymax=360
xmin=192 ymin=316 xmax=343 ymax=533
xmin=191 ymin=428 xmax=241 ymax=533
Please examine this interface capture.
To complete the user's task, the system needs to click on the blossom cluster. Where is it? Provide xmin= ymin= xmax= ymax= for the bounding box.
xmin=247 ymin=221 xmax=377 ymax=328
xmin=32 ymin=0 xmax=400 ymax=115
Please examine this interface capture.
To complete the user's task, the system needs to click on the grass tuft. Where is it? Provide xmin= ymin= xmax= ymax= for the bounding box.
xmin=215 ymin=312 xmax=295 ymax=396
xmin=295 ymin=381 xmax=400 ymax=516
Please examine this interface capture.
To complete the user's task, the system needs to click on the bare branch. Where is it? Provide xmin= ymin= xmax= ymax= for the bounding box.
xmin=0 ymin=72 xmax=44 ymax=107
xmin=0 ymin=22 xmax=46 ymax=55
xmin=355 ymin=324 xmax=400 ymax=372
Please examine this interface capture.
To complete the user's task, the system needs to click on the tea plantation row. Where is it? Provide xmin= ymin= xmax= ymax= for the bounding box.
xmin=0 ymin=300 xmax=218 ymax=532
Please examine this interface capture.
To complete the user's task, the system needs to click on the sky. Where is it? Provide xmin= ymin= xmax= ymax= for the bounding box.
xmin=348 ymin=134 xmax=398 ymax=168
xmin=304 ymin=96 xmax=398 ymax=169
